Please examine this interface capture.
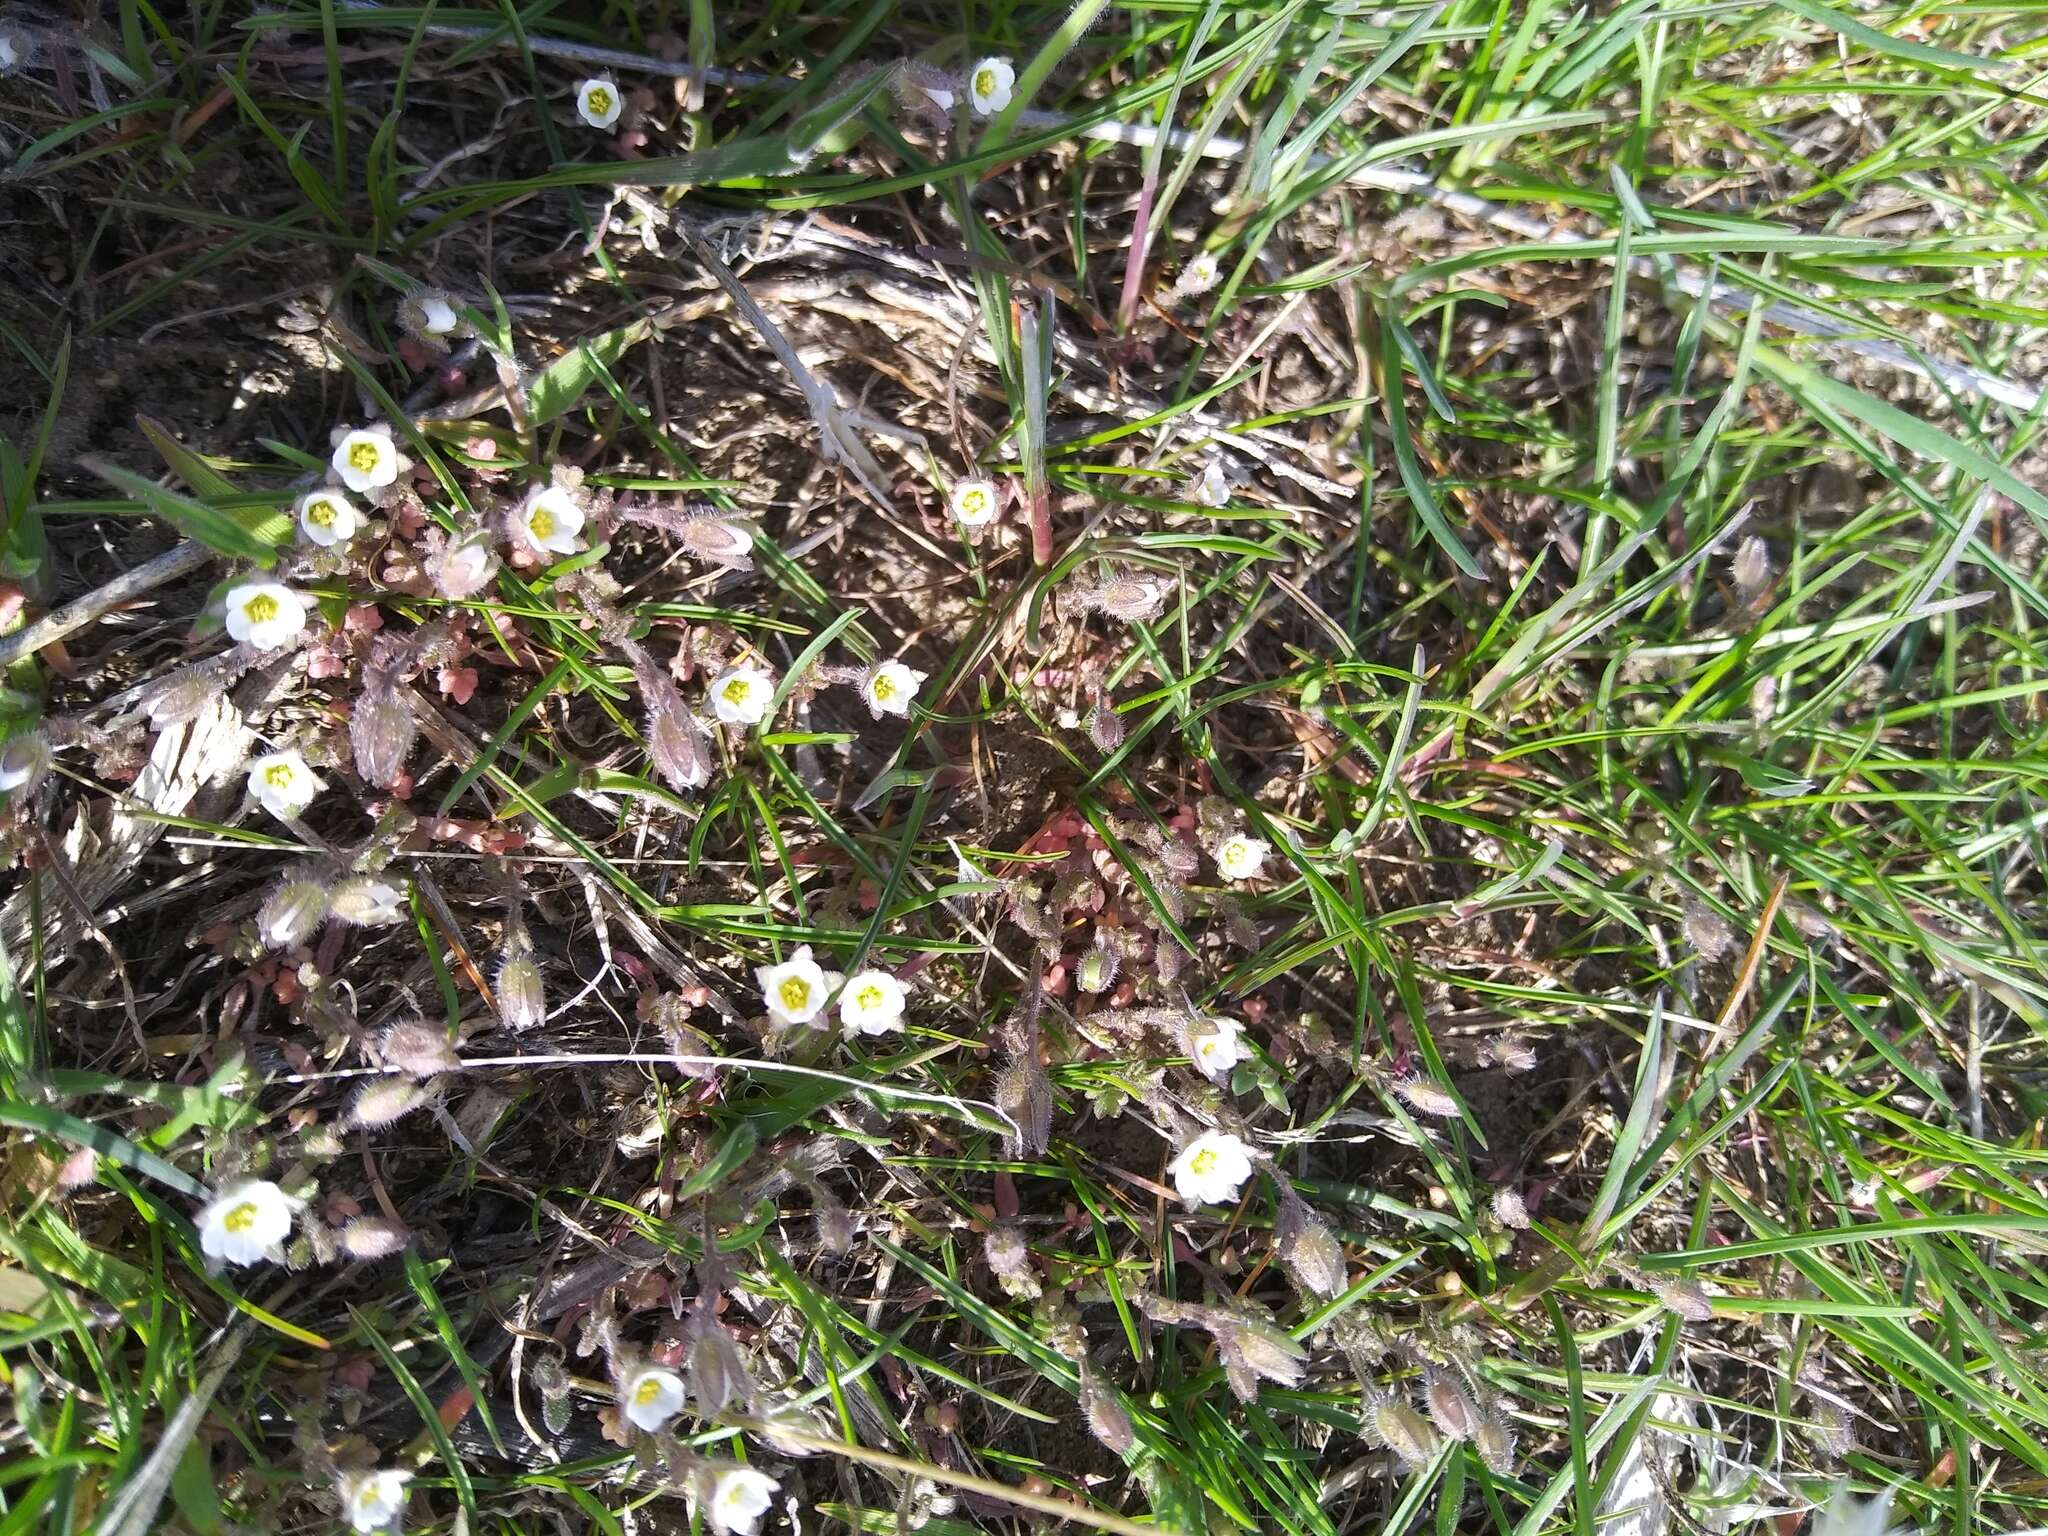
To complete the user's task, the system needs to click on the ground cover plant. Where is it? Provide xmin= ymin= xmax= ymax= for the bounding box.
xmin=3 ymin=3 xmax=2047 ymax=1535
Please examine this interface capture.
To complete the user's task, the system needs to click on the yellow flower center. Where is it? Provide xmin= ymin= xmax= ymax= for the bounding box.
xmin=961 ymin=489 xmax=988 ymax=515
xmin=724 ymin=677 xmax=753 ymax=706
xmin=856 ymin=985 xmax=885 ymax=1011
xmin=223 ymin=1200 xmax=259 ymax=1233
xmin=872 ymin=673 xmax=896 ymax=701
xmin=974 ymin=68 xmax=997 ymax=96
xmin=1189 ymin=1149 xmax=1217 ymax=1176
xmin=633 ymin=1376 xmax=664 ymax=1405
xmin=308 ymin=498 xmax=336 ymax=527
xmin=778 ymin=977 xmax=811 ymax=1012
xmin=348 ymin=440 xmax=381 ymax=474
xmin=263 ymin=763 xmax=295 ymax=790
xmin=529 ymin=507 xmax=555 ymax=542
xmin=588 ymin=86 xmax=614 ymax=115
xmin=243 ymin=593 xmax=279 ymax=624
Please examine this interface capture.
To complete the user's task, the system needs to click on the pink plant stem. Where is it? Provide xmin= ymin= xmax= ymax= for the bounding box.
xmin=1029 ymin=488 xmax=1053 ymax=566
xmin=1114 ymin=176 xmax=1159 ymax=334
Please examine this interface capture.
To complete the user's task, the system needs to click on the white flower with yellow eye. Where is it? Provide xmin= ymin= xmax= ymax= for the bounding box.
xmin=1190 ymin=1016 xmax=1249 ymax=1081
xmin=862 ymin=661 xmax=927 ymax=719
xmin=948 ymin=477 xmax=1000 ymax=527
xmin=968 ymin=57 xmax=1015 ymax=114
xmin=840 ymin=969 xmax=907 ymax=1036
xmin=577 ymin=77 xmax=623 ymax=130
xmin=756 ymin=944 xmax=841 ymax=1027
xmin=621 ymin=1366 xmax=686 ymax=1431
xmin=332 ymin=426 xmax=403 ymax=494
xmin=196 ymin=1179 xmax=298 ymax=1266
xmin=1215 ymin=834 xmax=1269 ymax=882
xmin=519 ymin=484 xmax=585 ymax=555
xmin=710 ymin=664 xmax=774 ymax=726
xmin=297 ymin=488 xmax=360 ymax=548
xmin=340 ymin=1469 xmax=411 ymax=1534
xmin=1168 ymin=1131 xmax=1254 ymax=1206
xmin=223 ymin=581 xmax=307 ymax=650
xmin=708 ymin=1468 xmax=779 ymax=1536
xmin=247 ymin=750 xmax=323 ymax=821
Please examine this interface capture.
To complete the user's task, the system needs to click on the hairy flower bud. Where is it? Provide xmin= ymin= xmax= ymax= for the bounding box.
xmin=351 ymin=684 xmax=417 ymax=789
xmin=1651 ymin=1273 xmax=1715 ymax=1323
xmin=1086 ymin=697 xmax=1124 ymax=751
xmin=1393 ymin=1075 xmax=1460 ymax=1118
xmin=1731 ymin=534 xmax=1771 ymax=603
xmin=1365 ymin=1394 xmax=1440 ymax=1469
xmin=341 ymin=1215 xmax=411 ymax=1260
xmin=1473 ymin=1411 xmax=1517 ymax=1474
xmin=1492 ymin=1187 xmax=1531 ymax=1230
xmin=1274 ymin=1191 xmax=1346 ymax=1298
xmin=259 ymin=875 xmax=331 ymax=949
xmin=1073 ymin=936 xmax=1120 ymax=995
xmin=995 ymin=1057 xmax=1052 ymax=1158
xmin=496 ymin=948 xmax=546 ymax=1031
xmin=380 ymin=1020 xmax=459 ymax=1078
xmin=331 ymin=876 xmax=407 ymax=927
xmin=1423 ymin=1370 xmax=1479 ymax=1441
xmin=1682 ymin=897 xmax=1736 ymax=962
xmin=1079 ymin=1366 xmax=1135 ymax=1455
xmin=351 ymin=1076 xmax=425 ymax=1128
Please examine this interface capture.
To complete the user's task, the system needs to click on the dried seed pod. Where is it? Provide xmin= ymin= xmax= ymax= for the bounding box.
xmin=1682 ymin=897 xmax=1736 ymax=961
xmin=330 ymin=876 xmax=407 ymax=926
xmin=350 ymin=684 xmax=417 ymax=789
xmin=1393 ymin=1075 xmax=1460 ymax=1118
xmin=258 ymin=875 xmax=332 ymax=949
xmin=1423 ymin=1370 xmax=1479 ymax=1441
xmin=1087 ymin=697 xmax=1124 ymax=751
xmin=380 ymin=1019 xmax=459 ymax=1078
xmin=1650 ymin=1274 xmax=1715 ymax=1323
xmin=687 ymin=1317 xmax=750 ymax=1417
xmin=496 ymin=948 xmax=546 ymax=1031
xmin=1275 ymin=1190 xmax=1346 ymax=1298
xmin=351 ymin=1076 xmax=425 ymax=1128
xmin=1365 ymin=1393 xmax=1440 ymax=1469
xmin=341 ymin=1215 xmax=411 ymax=1260
xmin=1491 ymin=1187 xmax=1531 ymax=1231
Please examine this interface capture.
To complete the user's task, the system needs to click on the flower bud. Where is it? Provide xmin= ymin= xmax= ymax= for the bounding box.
xmin=1492 ymin=1187 xmax=1531 ymax=1230
xmin=331 ymin=876 xmax=407 ymax=927
xmin=1366 ymin=1395 xmax=1439 ymax=1469
xmin=1079 ymin=1367 xmax=1134 ymax=1455
xmin=259 ymin=876 xmax=331 ymax=949
xmin=1393 ymin=1075 xmax=1460 ymax=1118
xmin=1274 ymin=1194 xmax=1346 ymax=1298
xmin=647 ymin=697 xmax=713 ymax=792
xmin=1423 ymin=1370 xmax=1479 ymax=1440
xmin=1473 ymin=1411 xmax=1517 ymax=1474
xmin=1086 ymin=698 xmax=1124 ymax=751
xmin=1073 ymin=937 xmax=1119 ymax=995
xmin=350 ymin=685 xmax=417 ymax=789
xmin=341 ymin=1215 xmax=411 ymax=1260
xmin=1682 ymin=897 xmax=1736 ymax=961
xmin=1651 ymin=1274 xmax=1715 ymax=1323
xmin=985 ymin=1225 xmax=1041 ymax=1300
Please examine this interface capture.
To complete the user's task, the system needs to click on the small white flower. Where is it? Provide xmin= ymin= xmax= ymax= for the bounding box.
xmin=756 ymin=944 xmax=841 ymax=1027
xmin=247 ymin=750 xmax=323 ymax=821
xmin=331 ymin=876 xmax=408 ymax=927
xmin=1168 ymin=1131 xmax=1254 ymax=1207
xmin=968 ymin=56 xmax=1015 ymax=115
xmin=196 ymin=1179 xmax=297 ymax=1266
xmin=840 ymin=969 xmax=907 ymax=1036
xmin=621 ymin=1366 xmax=686 ymax=1432
xmin=1215 ymin=833 xmax=1269 ymax=881
xmin=711 ymin=664 xmax=775 ymax=727
xmin=340 ymin=1469 xmax=411 ymax=1534
xmin=948 ymin=476 xmax=1000 ymax=527
xmin=862 ymin=661 xmax=927 ymax=719
xmin=0 ymin=732 xmax=49 ymax=793
xmin=415 ymin=292 xmax=458 ymax=336
xmin=1190 ymin=1016 xmax=1249 ymax=1081
xmin=223 ymin=581 xmax=308 ymax=650
xmin=0 ymin=33 xmax=17 ymax=73
xmin=708 ymin=1468 xmax=780 ymax=1536
xmin=296 ymin=488 xmax=361 ymax=548
xmin=1812 ymin=1484 xmax=1899 ymax=1536
xmin=577 ymin=77 xmax=624 ymax=130
xmin=430 ymin=535 xmax=498 ymax=599
xmin=924 ymin=85 xmax=957 ymax=113
xmin=1178 ymin=251 xmax=1222 ymax=296
xmin=519 ymin=485 xmax=585 ymax=555
xmin=1190 ymin=459 xmax=1230 ymax=507
xmin=332 ymin=427 xmax=402 ymax=494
